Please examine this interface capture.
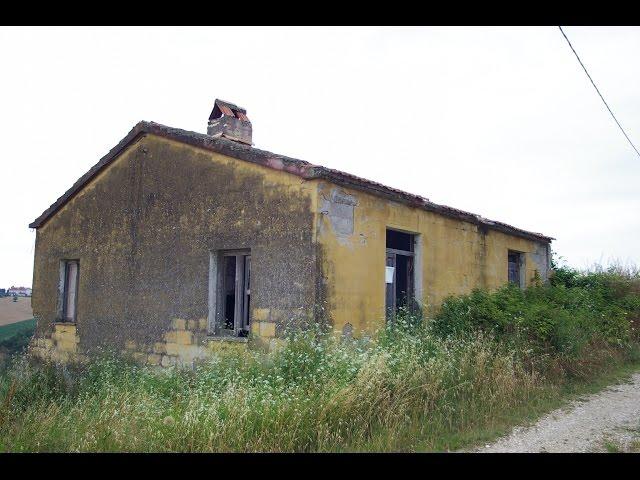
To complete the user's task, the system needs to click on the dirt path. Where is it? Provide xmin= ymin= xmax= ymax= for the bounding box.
xmin=0 ymin=297 xmax=33 ymax=326
xmin=474 ymin=372 xmax=640 ymax=453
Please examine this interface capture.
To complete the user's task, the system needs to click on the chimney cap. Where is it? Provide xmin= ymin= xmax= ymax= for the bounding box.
xmin=209 ymin=99 xmax=249 ymax=122
xmin=207 ymin=98 xmax=252 ymax=145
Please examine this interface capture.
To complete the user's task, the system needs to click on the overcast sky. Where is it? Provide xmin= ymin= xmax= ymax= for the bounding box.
xmin=1 ymin=26 xmax=639 ymax=288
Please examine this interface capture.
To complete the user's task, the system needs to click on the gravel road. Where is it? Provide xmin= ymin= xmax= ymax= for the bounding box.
xmin=473 ymin=372 xmax=640 ymax=453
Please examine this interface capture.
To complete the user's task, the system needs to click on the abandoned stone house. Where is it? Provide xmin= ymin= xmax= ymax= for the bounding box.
xmin=29 ymin=99 xmax=553 ymax=366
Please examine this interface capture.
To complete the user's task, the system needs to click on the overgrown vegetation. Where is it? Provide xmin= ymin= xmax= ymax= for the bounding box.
xmin=432 ymin=262 xmax=640 ymax=374
xmin=0 ymin=263 xmax=639 ymax=452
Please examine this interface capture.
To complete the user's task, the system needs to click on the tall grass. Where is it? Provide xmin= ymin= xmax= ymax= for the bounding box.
xmin=0 ymin=263 xmax=639 ymax=452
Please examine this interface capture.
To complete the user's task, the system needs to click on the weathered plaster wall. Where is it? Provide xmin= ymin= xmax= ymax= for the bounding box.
xmin=31 ymin=134 xmax=320 ymax=364
xmin=30 ymin=131 xmax=551 ymax=364
xmin=315 ymin=182 xmax=551 ymax=336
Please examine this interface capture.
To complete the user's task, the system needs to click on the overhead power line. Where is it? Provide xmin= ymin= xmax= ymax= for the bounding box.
xmin=558 ymin=25 xmax=640 ymax=159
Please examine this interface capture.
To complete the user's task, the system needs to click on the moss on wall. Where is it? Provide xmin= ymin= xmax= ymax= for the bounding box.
xmin=32 ymin=134 xmax=320 ymax=362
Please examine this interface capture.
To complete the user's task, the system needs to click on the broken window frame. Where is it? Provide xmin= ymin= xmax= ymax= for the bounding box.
xmin=507 ymin=250 xmax=525 ymax=288
xmin=214 ymin=250 xmax=251 ymax=337
xmin=59 ymin=259 xmax=80 ymax=323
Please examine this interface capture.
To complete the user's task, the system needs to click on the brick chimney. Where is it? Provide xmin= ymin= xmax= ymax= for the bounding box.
xmin=207 ymin=99 xmax=252 ymax=145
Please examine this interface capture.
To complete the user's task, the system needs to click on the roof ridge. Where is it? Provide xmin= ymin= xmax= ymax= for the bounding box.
xmin=28 ymin=121 xmax=554 ymax=243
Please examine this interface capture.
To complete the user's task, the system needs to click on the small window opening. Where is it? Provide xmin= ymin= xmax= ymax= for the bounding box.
xmin=219 ymin=251 xmax=251 ymax=336
xmin=61 ymin=260 xmax=79 ymax=322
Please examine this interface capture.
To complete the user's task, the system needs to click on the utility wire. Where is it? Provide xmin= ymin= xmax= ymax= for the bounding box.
xmin=558 ymin=26 xmax=640 ymax=159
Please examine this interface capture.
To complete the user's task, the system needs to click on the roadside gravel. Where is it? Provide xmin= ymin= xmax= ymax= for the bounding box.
xmin=473 ymin=372 xmax=640 ymax=453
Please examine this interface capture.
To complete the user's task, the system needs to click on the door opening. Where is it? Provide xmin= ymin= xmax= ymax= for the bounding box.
xmin=385 ymin=229 xmax=415 ymax=321
xmin=508 ymin=250 xmax=524 ymax=288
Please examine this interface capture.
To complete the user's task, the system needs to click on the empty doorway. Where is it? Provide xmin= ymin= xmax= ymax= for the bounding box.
xmin=385 ymin=229 xmax=416 ymax=321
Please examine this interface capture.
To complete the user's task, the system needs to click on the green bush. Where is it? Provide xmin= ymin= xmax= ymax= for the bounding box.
xmin=432 ymin=265 xmax=639 ymax=356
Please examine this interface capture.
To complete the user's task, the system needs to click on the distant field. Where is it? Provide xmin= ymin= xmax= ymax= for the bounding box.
xmin=0 ymin=296 xmax=33 ymax=326
xmin=0 ymin=317 xmax=36 ymax=359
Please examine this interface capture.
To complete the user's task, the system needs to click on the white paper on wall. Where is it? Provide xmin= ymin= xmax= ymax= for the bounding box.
xmin=385 ymin=266 xmax=395 ymax=284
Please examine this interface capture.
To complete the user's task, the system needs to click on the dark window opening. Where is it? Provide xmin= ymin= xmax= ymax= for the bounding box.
xmin=508 ymin=251 xmax=523 ymax=288
xmin=386 ymin=229 xmax=414 ymax=252
xmin=223 ymin=255 xmax=236 ymax=330
xmin=219 ymin=251 xmax=251 ymax=336
xmin=394 ymin=254 xmax=412 ymax=308
xmin=385 ymin=229 xmax=415 ymax=320
xmin=61 ymin=260 xmax=79 ymax=322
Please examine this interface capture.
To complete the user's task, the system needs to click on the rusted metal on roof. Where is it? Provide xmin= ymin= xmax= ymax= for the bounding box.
xmin=28 ymin=121 xmax=554 ymax=243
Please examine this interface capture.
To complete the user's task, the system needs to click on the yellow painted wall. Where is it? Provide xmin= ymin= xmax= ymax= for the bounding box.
xmin=314 ymin=181 xmax=550 ymax=336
